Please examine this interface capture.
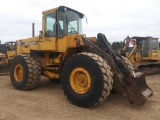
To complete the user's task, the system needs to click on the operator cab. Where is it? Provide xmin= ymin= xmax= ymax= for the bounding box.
xmin=43 ymin=6 xmax=85 ymax=38
xmin=131 ymin=36 xmax=159 ymax=57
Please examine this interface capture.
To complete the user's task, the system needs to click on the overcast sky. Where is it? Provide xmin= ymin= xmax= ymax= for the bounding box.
xmin=0 ymin=0 xmax=159 ymax=43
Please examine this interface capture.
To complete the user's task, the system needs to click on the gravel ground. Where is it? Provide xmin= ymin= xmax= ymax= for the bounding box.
xmin=0 ymin=74 xmax=159 ymax=120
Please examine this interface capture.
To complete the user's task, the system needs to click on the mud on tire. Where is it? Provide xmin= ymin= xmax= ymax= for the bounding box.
xmin=60 ymin=53 xmax=113 ymax=107
xmin=122 ymin=56 xmax=134 ymax=72
xmin=10 ymin=55 xmax=41 ymax=90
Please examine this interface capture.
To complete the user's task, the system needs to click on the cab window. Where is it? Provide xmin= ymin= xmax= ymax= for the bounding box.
xmin=68 ymin=21 xmax=77 ymax=34
xmin=151 ymin=39 xmax=158 ymax=52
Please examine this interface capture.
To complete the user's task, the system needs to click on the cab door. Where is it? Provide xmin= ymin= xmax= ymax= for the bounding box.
xmin=40 ymin=11 xmax=57 ymax=51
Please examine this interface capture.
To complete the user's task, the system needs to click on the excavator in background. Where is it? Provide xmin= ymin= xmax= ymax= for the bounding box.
xmin=0 ymin=41 xmax=16 ymax=75
xmin=9 ymin=6 xmax=152 ymax=107
xmin=119 ymin=36 xmax=160 ymax=74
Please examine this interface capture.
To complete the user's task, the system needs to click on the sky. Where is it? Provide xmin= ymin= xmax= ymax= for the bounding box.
xmin=0 ymin=0 xmax=159 ymax=43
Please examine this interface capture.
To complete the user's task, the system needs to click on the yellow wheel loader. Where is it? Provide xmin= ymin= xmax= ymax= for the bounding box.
xmin=10 ymin=6 xmax=153 ymax=107
xmin=120 ymin=36 xmax=160 ymax=74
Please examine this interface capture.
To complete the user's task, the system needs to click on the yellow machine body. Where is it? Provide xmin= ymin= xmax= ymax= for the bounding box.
xmin=120 ymin=36 xmax=160 ymax=74
xmin=9 ymin=6 xmax=153 ymax=107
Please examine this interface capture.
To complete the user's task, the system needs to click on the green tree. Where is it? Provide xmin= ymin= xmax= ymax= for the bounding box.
xmin=111 ymin=41 xmax=123 ymax=52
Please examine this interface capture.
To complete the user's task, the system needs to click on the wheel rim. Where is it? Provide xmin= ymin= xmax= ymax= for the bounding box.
xmin=70 ymin=67 xmax=91 ymax=94
xmin=14 ymin=64 xmax=23 ymax=82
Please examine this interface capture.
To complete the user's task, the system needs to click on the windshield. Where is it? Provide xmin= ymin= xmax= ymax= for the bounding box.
xmin=58 ymin=7 xmax=84 ymax=37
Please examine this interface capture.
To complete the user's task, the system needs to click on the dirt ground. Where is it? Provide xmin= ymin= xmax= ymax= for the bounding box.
xmin=0 ymin=74 xmax=160 ymax=120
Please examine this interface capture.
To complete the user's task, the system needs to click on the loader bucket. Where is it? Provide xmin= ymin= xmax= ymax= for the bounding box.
xmin=123 ymin=72 xmax=153 ymax=105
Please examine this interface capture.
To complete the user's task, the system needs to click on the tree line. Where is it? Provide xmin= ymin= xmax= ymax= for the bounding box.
xmin=111 ymin=41 xmax=123 ymax=52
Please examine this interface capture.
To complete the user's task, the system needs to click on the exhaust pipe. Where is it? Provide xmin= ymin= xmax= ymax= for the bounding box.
xmin=32 ymin=23 xmax=35 ymax=37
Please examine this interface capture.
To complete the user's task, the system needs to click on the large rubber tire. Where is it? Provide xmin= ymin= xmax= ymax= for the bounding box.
xmin=60 ymin=53 xmax=113 ymax=107
xmin=10 ymin=55 xmax=41 ymax=90
xmin=122 ymin=56 xmax=134 ymax=72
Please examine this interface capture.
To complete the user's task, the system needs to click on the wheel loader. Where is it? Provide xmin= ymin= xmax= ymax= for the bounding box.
xmin=0 ymin=42 xmax=16 ymax=75
xmin=119 ymin=36 xmax=160 ymax=74
xmin=10 ymin=6 xmax=153 ymax=107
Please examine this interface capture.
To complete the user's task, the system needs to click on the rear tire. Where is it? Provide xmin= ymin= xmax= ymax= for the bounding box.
xmin=60 ymin=53 xmax=113 ymax=107
xmin=10 ymin=55 xmax=41 ymax=90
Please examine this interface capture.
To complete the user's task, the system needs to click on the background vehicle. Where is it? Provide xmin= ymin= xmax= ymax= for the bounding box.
xmin=9 ymin=6 xmax=152 ymax=107
xmin=120 ymin=36 xmax=160 ymax=74
xmin=0 ymin=42 xmax=16 ymax=74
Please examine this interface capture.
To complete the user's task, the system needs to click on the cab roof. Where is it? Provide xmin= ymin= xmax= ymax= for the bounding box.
xmin=131 ymin=36 xmax=159 ymax=40
xmin=42 ymin=6 xmax=84 ymax=18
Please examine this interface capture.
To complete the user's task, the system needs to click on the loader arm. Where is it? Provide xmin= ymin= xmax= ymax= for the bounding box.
xmin=81 ymin=36 xmax=126 ymax=96
xmin=82 ymin=33 xmax=153 ymax=105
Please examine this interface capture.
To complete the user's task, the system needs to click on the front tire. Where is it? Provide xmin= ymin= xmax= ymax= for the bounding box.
xmin=122 ymin=56 xmax=134 ymax=72
xmin=60 ymin=53 xmax=113 ymax=107
xmin=10 ymin=55 xmax=41 ymax=90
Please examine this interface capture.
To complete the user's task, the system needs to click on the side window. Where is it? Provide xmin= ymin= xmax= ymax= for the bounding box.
xmin=68 ymin=21 xmax=77 ymax=34
xmin=151 ymin=40 xmax=158 ymax=51
xmin=45 ymin=12 xmax=56 ymax=38
xmin=142 ymin=40 xmax=150 ymax=57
